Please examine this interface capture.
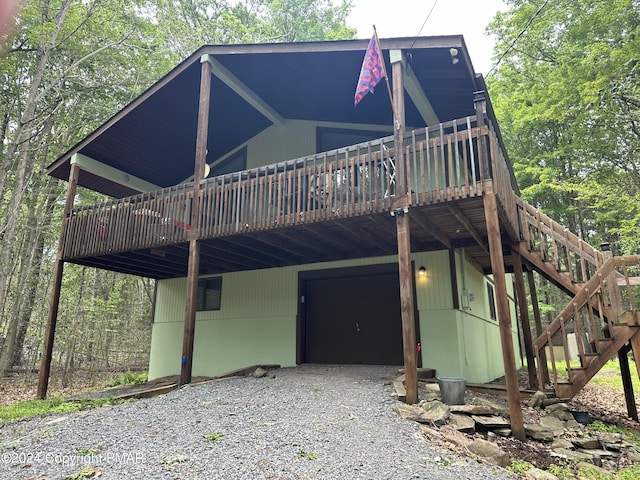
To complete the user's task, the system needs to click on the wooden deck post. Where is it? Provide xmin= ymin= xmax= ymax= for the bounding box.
xmin=484 ymin=192 xmax=525 ymax=440
xmin=513 ymin=252 xmax=538 ymax=389
xmin=391 ymin=50 xmax=417 ymax=404
xmin=37 ymin=162 xmax=80 ymax=399
xmin=180 ymin=55 xmax=212 ymax=385
xmin=618 ymin=344 xmax=638 ymax=421
xmin=527 ymin=270 xmax=550 ymax=386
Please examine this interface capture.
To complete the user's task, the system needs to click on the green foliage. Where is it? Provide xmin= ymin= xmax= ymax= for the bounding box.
xmin=589 ymin=420 xmax=640 ymax=448
xmin=576 ymin=463 xmax=613 ymax=480
xmin=507 ymin=459 xmax=534 ymax=474
xmin=547 ymin=463 xmax=574 ymax=480
xmin=203 ymin=432 xmax=225 ymax=442
xmin=106 ymin=370 xmax=148 ymax=387
xmin=589 ymin=359 xmax=640 ymax=393
xmin=488 ymin=0 xmax=640 ymax=253
xmin=62 ymin=465 xmax=102 ymax=480
xmin=161 ymin=454 xmax=189 ymax=466
xmin=618 ymin=466 xmax=640 ymax=480
xmin=76 ymin=446 xmax=104 ymax=456
xmin=0 ymin=397 xmax=118 ymax=423
xmin=296 ymin=450 xmax=317 ymax=460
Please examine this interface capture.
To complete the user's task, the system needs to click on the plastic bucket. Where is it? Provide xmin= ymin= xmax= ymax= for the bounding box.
xmin=438 ymin=377 xmax=466 ymax=405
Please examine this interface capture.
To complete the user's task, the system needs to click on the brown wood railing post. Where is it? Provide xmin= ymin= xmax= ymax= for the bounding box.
xmin=37 ymin=162 xmax=80 ymax=399
xmin=513 ymin=252 xmax=537 ymax=389
xmin=391 ymin=50 xmax=418 ymax=404
xmin=484 ymin=192 xmax=525 ymax=440
xmin=473 ymin=91 xmax=490 ymax=181
xmin=181 ymin=55 xmax=212 ymax=386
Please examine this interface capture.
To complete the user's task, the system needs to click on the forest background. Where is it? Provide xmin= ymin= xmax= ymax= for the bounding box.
xmin=0 ymin=0 xmax=638 ymax=396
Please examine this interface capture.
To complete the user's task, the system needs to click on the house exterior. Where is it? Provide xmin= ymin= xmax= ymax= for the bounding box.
xmin=41 ymin=36 xmax=640 ymax=439
xmin=148 ymin=251 xmax=519 ymax=383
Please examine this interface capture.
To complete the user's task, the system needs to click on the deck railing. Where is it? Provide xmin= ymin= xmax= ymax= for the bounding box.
xmin=62 ymin=115 xmax=516 ymax=260
xmin=533 ymin=255 xmax=640 ymax=389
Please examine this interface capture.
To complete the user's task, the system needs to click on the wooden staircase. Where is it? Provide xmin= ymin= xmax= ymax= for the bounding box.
xmin=513 ymin=198 xmax=640 ymax=399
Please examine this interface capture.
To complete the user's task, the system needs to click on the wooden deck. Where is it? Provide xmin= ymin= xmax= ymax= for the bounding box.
xmin=62 ymin=116 xmax=520 ymax=279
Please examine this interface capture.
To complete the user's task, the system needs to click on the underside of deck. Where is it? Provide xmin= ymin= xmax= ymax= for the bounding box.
xmin=65 ymin=194 xmax=502 ymax=279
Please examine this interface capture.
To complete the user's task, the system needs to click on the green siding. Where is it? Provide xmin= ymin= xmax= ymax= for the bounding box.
xmin=149 ymin=249 xmax=520 ymax=384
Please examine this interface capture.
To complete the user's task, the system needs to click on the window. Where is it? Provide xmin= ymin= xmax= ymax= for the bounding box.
xmin=210 ymin=146 xmax=247 ymax=177
xmin=486 ymin=283 xmax=497 ymax=320
xmin=316 ymin=127 xmax=391 ymax=153
xmin=197 ymin=277 xmax=222 ymax=311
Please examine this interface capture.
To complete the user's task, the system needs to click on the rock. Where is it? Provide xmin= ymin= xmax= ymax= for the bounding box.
xmin=449 ymin=413 xmax=475 ymax=433
xmin=253 ymin=367 xmax=267 ymax=378
xmin=550 ymin=448 xmax=593 ymax=461
xmin=418 ymin=424 xmax=441 ymax=439
xmin=602 ymin=433 xmax=621 ymax=444
xmin=525 ymin=423 xmax=554 ymax=442
xmin=550 ymin=438 xmax=574 ymax=450
xmin=494 ymin=428 xmax=512 ymax=437
xmin=394 ymin=404 xmax=429 ymax=422
xmin=441 ymin=429 xmax=473 ymax=448
xmin=526 ymin=467 xmax=558 ymax=480
xmin=627 ymin=450 xmax=640 ymax=462
xmin=473 ymin=398 xmax=509 ymax=417
xmin=545 ymin=402 xmax=570 ymax=413
xmin=449 ymin=404 xmax=494 ymax=415
xmin=421 ymin=400 xmax=451 ymax=425
xmin=395 ymin=402 xmax=450 ymax=425
xmin=467 ymin=438 xmax=511 ymax=467
xmin=528 ymin=391 xmax=547 ymax=408
xmin=565 ymin=419 xmax=581 ymax=429
xmin=578 ymin=448 xmax=617 ymax=458
xmin=572 ymin=437 xmax=602 ymax=450
xmin=539 ymin=415 xmax=566 ymax=436
xmin=549 ymin=409 xmax=574 ymax=422
xmin=472 ymin=415 xmax=511 ymax=429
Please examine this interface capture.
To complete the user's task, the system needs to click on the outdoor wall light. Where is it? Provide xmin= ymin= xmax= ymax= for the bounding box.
xmin=418 ymin=266 xmax=426 ymax=277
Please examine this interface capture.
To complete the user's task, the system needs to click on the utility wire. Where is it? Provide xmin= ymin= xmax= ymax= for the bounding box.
xmin=410 ymin=0 xmax=439 ymax=50
xmin=486 ymin=0 xmax=550 ymax=77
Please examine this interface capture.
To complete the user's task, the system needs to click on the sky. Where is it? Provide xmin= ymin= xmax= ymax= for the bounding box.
xmin=343 ymin=0 xmax=507 ymax=75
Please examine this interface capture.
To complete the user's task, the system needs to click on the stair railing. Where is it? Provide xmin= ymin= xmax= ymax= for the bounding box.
xmin=516 ymin=198 xmax=605 ymax=284
xmin=533 ymin=255 xmax=640 ymax=391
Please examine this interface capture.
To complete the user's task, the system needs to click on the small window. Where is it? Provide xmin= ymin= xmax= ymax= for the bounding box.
xmin=197 ymin=277 xmax=222 ymax=311
xmin=486 ymin=283 xmax=497 ymax=320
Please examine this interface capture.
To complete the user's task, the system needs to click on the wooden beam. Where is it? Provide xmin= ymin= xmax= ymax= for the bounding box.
xmin=484 ymin=192 xmax=525 ymax=440
xmin=180 ymin=56 xmax=212 ymax=386
xmin=513 ymin=252 xmax=538 ymax=389
xmin=392 ymin=54 xmax=418 ymax=405
xmin=447 ymin=203 xmax=487 ymax=253
xmin=409 ymin=211 xmax=451 ymax=249
xmin=70 ymin=153 xmax=161 ymax=193
xmin=527 ymin=270 xmax=549 ymax=386
xmin=619 ymin=344 xmax=638 ymax=421
xmin=400 ymin=51 xmax=439 ymax=126
xmin=207 ymin=55 xmax=285 ymax=126
xmin=38 ymin=163 xmax=80 ymax=399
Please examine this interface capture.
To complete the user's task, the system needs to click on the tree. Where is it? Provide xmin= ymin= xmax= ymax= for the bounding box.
xmin=0 ymin=0 xmax=355 ymax=381
xmin=488 ymin=0 xmax=640 ymax=254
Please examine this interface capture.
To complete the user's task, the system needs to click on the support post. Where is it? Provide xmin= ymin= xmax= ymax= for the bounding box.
xmin=618 ymin=344 xmax=638 ymax=421
xmin=630 ymin=331 xmax=640 ymax=385
xmin=528 ymin=270 xmax=550 ymax=386
xmin=391 ymin=50 xmax=417 ymax=404
xmin=180 ymin=55 xmax=212 ymax=385
xmin=513 ymin=252 xmax=537 ymax=389
xmin=37 ymin=162 xmax=80 ymax=399
xmin=484 ymin=192 xmax=525 ymax=440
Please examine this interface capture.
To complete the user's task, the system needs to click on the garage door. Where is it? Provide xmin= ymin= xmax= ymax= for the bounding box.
xmin=303 ymin=270 xmax=404 ymax=365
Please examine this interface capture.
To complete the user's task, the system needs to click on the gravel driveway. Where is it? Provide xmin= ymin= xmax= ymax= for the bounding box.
xmin=1 ymin=365 xmax=511 ymax=479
